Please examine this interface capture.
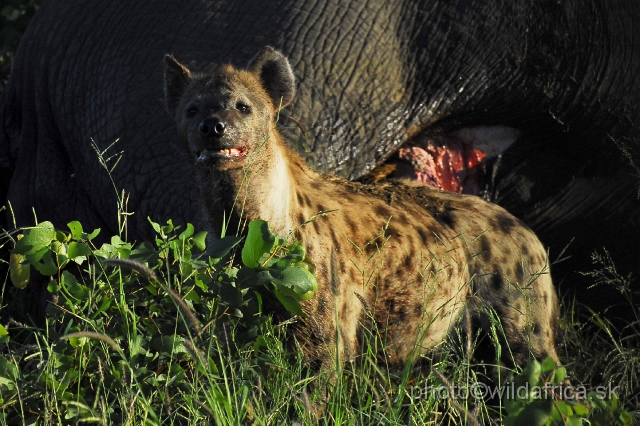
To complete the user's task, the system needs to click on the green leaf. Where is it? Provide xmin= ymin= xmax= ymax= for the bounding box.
xmin=67 ymin=242 xmax=91 ymax=263
xmin=0 ymin=376 xmax=14 ymax=389
xmin=180 ymin=262 xmax=193 ymax=278
xmin=565 ymin=417 xmax=583 ymax=426
xmin=208 ymin=235 xmax=242 ymax=260
xmin=552 ymin=366 xmax=566 ymax=384
xmin=192 ymin=231 xmax=208 ymax=251
xmin=540 ymin=356 xmax=556 ymax=373
xmin=51 ymin=241 xmax=68 ymax=268
xmin=12 ymin=221 xmax=55 ymax=255
xmin=241 ymin=220 xmax=275 ymax=268
xmin=217 ymin=283 xmax=245 ymax=308
xmin=67 ymin=221 xmax=101 ymax=241
xmin=286 ymin=240 xmax=306 ymax=262
xmin=296 ymin=257 xmax=316 ymax=275
xmin=110 ymin=236 xmax=132 ymax=258
xmin=235 ymin=268 xmax=269 ymax=287
xmin=0 ymin=324 xmax=9 ymax=344
xmin=67 ymin=221 xmax=83 ymax=239
xmin=55 ymin=231 xmax=69 ymax=243
xmin=556 ymin=401 xmax=573 ymax=417
xmin=272 ymin=286 xmax=306 ymax=317
xmin=271 ymin=266 xmax=317 ymax=300
xmin=152 ymin=336 xmax=185 ymax=355
xmin=86 ymin=228 xmax=101 ymax=240
xmin=610 ymin=393 xmax=618 ymax=411
xmin=94 ymin=244 xmax=117 ymax=259
xmin=254 ymin=335 xmax=269 ymax=352
xmin=24 ymin=246 xmax=48 ymax=263
xmin=587 ymin=391 xmax=607 ymax=410
xmin=504 ymin=397 xmax=523 ymax=416
xmin=130 ymin=241 xmax=157 ymax=262
xmin=92 ymin=296 xmax=113 ymax=318
xmin=590 ymin=412 xmax=609 ymax=425
xmin=179 ymin=223 xmax=194 ymax=240
xmin=162 ymin=219 xmax=174 ymax=235
xmin=512 ymin=400 xmax=553 ymax=426
xmin=273 ymin=257 xmax=294 ymax=271
xmin=47 ymin=280 xmax=60 ymax=293
xmin=9 ymin=252 xmax=30 ymax=289
xmin=550 ymin=404 xmax=562 ymax=422
xmin=149 ymin=218 xmax=162 ymax=234
xmin=619 ymin=410 xmax=633 ymax=425
xmin=33 ymin=252 xmax=57 ymax=276
xmin=0 ymin=355 xmax=18 ymax=382
xmin=524 ymin=360 xmax=542 ymax=388
xmin=184 ymin=287 xmax=200 ymax=303
xmin=572 ymin=403 xmax=589 ymax=416
xmin=60 ymin=271 xmax=88 ymax=300
xmin=207 ymin=357 xmax=219 ymax=374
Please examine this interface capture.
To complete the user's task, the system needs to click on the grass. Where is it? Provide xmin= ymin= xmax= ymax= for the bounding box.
xmin=0 ymin=214 xmax=637 ymax=425
xmin=0 ymin=135 xmax=637 ymax=425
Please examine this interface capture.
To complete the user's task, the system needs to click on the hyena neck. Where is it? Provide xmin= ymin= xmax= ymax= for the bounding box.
xmin=205 ymin=130 xmax=313 ymax=238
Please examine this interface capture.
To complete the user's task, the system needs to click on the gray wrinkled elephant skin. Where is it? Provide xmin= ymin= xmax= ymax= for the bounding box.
xmin=0 ymin=0 xmax=639 ymax=316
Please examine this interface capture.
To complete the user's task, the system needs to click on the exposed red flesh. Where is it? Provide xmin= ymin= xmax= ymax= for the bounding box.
xmin=397 ymin=135 xmax=486 ymax=195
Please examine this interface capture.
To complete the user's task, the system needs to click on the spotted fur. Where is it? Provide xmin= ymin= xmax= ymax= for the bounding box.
xmin=164 ymin=47 xmax=561 ymax=371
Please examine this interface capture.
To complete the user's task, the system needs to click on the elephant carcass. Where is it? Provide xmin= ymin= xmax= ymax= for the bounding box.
xmin=1 ymin=0 xmax=639 ymax=316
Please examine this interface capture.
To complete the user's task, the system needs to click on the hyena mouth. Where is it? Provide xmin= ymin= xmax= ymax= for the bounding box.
xmin=197 ymin=146 xmax=248 ymax=162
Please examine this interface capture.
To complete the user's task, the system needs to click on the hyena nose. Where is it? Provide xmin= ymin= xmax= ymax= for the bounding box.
xmin=199 ymin=117 xmax=226 ymax=138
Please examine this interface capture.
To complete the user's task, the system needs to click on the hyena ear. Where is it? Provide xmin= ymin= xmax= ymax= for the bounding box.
xmin=164 ymin=54 xmax=192 ymax=116
xmin=248 ymin=46 xmax=296 ymax=109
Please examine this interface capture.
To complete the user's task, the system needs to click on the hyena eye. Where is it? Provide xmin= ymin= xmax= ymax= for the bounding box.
xmin=186 ymin=107 xmax=198 ymax=117
xmin=236 ymin=103 xmax=251 ymax=114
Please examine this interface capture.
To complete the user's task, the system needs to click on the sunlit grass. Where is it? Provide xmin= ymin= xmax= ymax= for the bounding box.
xmin=0 ymin=219 xmax=637 ymax=425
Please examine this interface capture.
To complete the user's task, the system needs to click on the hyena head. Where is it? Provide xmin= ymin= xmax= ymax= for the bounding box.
xmin=163 ymin=47 xmax=296 ymax=172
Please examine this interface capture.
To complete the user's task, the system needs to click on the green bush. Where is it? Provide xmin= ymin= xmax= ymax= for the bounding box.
xmin=0 ymin=216 xmax=637 ymax=424
xmin=0 ymin=217 xmax=317 ymax=424
xmin=0 ymin=221 xmax=632 ymax=426
xmin=503 ymin=357 xmax=633 ymax=426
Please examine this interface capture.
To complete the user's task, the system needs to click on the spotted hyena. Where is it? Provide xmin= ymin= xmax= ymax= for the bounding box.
xmin=163 ymin=47 xmax=561 ymax=372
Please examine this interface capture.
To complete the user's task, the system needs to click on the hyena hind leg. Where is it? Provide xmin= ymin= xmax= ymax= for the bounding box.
xmin=467 ymin=274 xmax=562 ymax=374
